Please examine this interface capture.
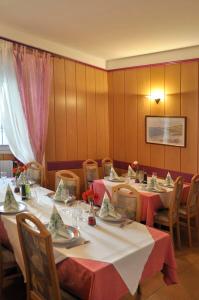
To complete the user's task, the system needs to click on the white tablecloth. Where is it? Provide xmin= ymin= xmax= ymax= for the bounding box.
xmin=0 ymin=180 xmax=155 ymax=295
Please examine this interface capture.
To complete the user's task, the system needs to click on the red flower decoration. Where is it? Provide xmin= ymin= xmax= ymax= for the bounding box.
xmin=82 ymin=188 xmax=98 ymax=203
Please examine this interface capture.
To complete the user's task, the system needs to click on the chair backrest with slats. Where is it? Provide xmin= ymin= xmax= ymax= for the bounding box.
xmin=169 ymin=176 xmax=183 ymax=221
xmin=55 ymin=170 xmax=80 ymax=199
xmin=16 ymin=213 xmax=61 ymax=300
xmin=112 ymin=184 xmax=141 ymax=222
xmin=26 ymin=161 xmax=44 ymax=186
xmin=102 ymin=157 xmax=113 ymax=177
xmin=187 ymin=174 xmax=199 ymax=211
xmin=83 ymin=159 xmax=99 ymax=190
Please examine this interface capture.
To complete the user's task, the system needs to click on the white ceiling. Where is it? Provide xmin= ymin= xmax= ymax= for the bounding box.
xmin=0 ymin=0 xmax=199 ymax=68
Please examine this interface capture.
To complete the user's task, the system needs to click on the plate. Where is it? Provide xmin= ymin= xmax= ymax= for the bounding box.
xmin=107 ymin=177 xmax=125 ymax=183
xmin=0 ymin=201 xmax=27 ymax=214
xmin=47 ymin=224 xmax=80 ymax=244
xmin=96 ymin=211 xmax=124 ymax=223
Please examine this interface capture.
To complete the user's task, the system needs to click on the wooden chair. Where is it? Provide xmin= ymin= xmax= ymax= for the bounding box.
xmin=154 ymin=176 xmax=183 ymax=248
xmin=26 ymin=161 xmax=44 ymax=186
xmin=55 ymin=170 xmax=80 ymax=199
xmin=179 ymin=174 xmax=199 ymax=247
xmin=112 ymin=184 xmax=141 ymax=222
xmin=83 ymin=159 xmax=99 ymax=190
xmin=16 ymin=213 xmax=77 ymax=300
xmin=0 ymin=244 xmax=22 ymax=298
xmin=101 ymin=157 xmax=113 ymax=177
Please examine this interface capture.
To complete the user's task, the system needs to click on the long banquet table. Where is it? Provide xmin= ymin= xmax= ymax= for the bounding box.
xmin=92 ymin=178 xmax=189 ymax=226
xmin=0 ymin=181 xmax=178 ymax=300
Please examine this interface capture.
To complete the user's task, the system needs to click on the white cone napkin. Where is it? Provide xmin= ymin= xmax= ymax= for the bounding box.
xmin=54 ymin=179 xmax=67 ymax=202
xmin=109 ymin=167 xmax=119 ymax=180
xmin=127 ymin=165 xmax=136 ymax=178
xmin=165 ymin=172 xmax=173 ymax=186
xmin=99 ymin=192 xmax=121 ymax=219
xmin=47 ymin=205 xmax=69 ymax=239
xmin=4 ymin=185 xmax=19 ymax=211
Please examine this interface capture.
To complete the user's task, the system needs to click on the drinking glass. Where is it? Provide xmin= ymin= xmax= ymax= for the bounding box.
xmin=138 ymin=170 xmax=144 ymax=183
xmin=0 ymin=172 xmax=7 ymax=184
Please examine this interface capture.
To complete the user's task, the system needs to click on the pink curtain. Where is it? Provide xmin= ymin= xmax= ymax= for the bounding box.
xmin=13 ymin=45 xmax=52 ymax=163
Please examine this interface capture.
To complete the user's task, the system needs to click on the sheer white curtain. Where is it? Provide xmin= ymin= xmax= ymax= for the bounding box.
xmin=0 ymin=40 xmax=35 ymax=163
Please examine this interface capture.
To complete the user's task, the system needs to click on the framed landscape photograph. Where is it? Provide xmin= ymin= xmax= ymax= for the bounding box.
xmin=145 ymin=116 xmax=186 ymax=147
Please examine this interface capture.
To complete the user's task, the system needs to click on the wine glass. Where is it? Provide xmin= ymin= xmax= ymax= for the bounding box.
xmin=0 ymin=172 xmax=7 ymax=184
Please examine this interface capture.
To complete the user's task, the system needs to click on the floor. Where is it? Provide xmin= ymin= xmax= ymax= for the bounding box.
xmin=2 ymin=228 xmax=199 ymax=300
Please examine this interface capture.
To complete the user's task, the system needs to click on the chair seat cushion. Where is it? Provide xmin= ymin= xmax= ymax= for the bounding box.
xmin=61 ymin=288 xmax=79 ymax=300
xmin=154 ymin=209 xmax=169 ymax=223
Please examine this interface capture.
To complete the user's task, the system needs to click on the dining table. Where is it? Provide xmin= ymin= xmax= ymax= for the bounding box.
xmin=0 ymin=179 xmax=178 ymax=300
xmin=92 ymin=177 xmax=190 ymax=227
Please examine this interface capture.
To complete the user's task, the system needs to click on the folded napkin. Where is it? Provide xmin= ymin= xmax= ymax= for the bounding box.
xmin=54 ymin=179 xmax=69 ymax=202
xmin=127 ymin=165 xmax=136 ymax=178
xmin=47 ymin=205 xmax=69 ymax=239
xmin=4 ymin=184 xmax=19 ymax=211
xmin=165 ymin=172 xmax=173 ymax=186
xmin=17 ymin=172 xmax=28 ymax=185
xmin=148 ymin=176 xmax=157 ymax=190
xmin=109 ymin=167 xmax=119 ymax=180
xmin=99 ymin=192 xmax=121 ymax=219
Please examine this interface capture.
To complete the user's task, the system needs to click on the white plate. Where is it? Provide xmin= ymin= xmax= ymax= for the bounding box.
xmin=96 ymin=211 xmax=124 ymax=223
xmin=0 ymin=201 xmax=27 ymax=214
xmin=47 ymin=224 xmax=80 ymax=244
xmin=107 ymin=177 xmax=125 ymax=183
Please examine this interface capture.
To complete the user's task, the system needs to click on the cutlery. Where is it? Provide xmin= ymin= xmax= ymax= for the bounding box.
xmin=120 ymin=220 xmax=133 ymax=228
xmin=65 ymin=239 xmax=90 ymax=249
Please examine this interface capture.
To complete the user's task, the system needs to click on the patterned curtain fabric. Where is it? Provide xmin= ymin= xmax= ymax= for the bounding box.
xmin=13 ymin=45 xmax=52 ymax=163
xmin=0 ymin=40 xmax=35 ymax=163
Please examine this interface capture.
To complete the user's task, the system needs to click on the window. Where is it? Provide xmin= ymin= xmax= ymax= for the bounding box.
xmin=0 ymin=113 xmax=11 ymax=153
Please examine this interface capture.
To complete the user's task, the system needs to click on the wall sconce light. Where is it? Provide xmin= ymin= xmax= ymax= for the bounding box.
xmin=150 ymin=90 xmax=164 ymax=104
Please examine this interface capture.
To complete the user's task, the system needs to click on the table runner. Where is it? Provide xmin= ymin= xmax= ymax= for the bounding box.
xmin=0 ymin=183 xmax=155 ymax=295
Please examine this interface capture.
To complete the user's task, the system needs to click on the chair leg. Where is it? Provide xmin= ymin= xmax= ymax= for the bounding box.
xmin=169 ymin=226 xmax=174 ymax=247
xmin=187 ymin=217 xmax=192 ymax=247
xmin=195 ymin=213 xmax=199 ymax=242
xmin=176 ymin=220 xmax=181 ymax=249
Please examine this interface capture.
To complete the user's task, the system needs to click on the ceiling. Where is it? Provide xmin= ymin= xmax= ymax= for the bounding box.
xmin=0 ymin=0 xmax=199 ymax=67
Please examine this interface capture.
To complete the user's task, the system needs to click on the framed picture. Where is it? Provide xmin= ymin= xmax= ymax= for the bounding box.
xmin=145 ymin=116 xmax=186 ymax=147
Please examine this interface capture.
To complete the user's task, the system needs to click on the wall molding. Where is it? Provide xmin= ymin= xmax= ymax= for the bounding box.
xmin=1 ymin=22 xmax=199 ymax=71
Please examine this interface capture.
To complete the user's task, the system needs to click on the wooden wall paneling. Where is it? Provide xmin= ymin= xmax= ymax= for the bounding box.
xmin=45 ymin=57 xmax=55 ymax=163
xmin=86 ymin=66 xmax=97 ymax=159
xmin=103 ymin=71 xmax=109 ymax=157
xmin=137 ymin=67 xmax=151 ymax=165
xmin=124 ymin=69 xmax=137 ymax=162
xmin=76 ymin=63 xmax=87 ymax=160
xmin=53 ymin=57 xmax=67 ymax=161
xmin=150 ymin=65 xmax=165 ymax=168
xmin=65 ymin=60 xmax=78 ymax=160
xmin=164 ymin=63 xmax=181 ymax=171
xmin=95 ymin=70 xmax=107 ymax=158
xmin=113 ymin=71 xmax=125 ymax=161
xmin=108 ymin=72 xmax=114 ymax=158
xmin=181 ymin=61 xmax=198 ymax=174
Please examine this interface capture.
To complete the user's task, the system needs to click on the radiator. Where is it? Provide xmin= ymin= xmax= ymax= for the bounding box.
xmin=0 ymin=160 xmax=13 ymax=177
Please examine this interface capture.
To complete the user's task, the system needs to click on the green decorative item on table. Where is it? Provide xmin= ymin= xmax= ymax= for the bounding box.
xmin=99 ymin=192 xmax=121 ymax=219
xmin=4 ymin=184 xmax=19 ymax=211
xmin=48 ymin=205 xmax=68 ymax=239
